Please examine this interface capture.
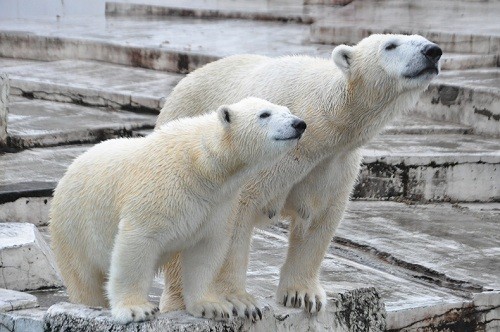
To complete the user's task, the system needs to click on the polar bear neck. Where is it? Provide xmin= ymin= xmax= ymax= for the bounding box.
xmin=191 ymin=119 xmax=254 ymax=187
xmin=322 ymin=75 xmax=423 ymax=150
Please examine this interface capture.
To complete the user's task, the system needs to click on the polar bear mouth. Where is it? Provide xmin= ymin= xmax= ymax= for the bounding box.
xmin=274 ymin=133 xmax=302 ymax=141
xmin=404 ymin=66 xmax=439 ymax=79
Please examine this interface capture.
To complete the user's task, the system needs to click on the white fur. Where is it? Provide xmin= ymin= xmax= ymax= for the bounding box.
xmin=155 ymin=34 xmax=441 ymax=316
xmin=49 ymin=97 xmax=304 ymax=323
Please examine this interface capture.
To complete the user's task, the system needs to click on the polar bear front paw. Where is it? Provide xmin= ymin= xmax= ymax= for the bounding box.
xmin=188 ymin=299 xmax=233 ymax=320
xmin=112 ymin=302 xmax=159 ymax=324
xmin=226 ymin=292 xmax=263 ymax=321
xmin=277 ymin=285 xmax=326 ymax=314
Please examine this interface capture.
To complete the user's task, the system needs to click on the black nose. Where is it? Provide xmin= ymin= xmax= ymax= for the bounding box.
xmin=292 ymin=119 xmax=307 ymax=135
xmin=422 ymin=44 xmax=442 ymax=64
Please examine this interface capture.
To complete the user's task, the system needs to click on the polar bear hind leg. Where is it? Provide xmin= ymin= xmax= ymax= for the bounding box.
xmin=52 ymin=240 xmax=108 ymax=307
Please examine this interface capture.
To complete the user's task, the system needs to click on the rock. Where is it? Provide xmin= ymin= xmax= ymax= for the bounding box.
xmin=0 ymin=307 xmax=45 ymax=332
xmin=0 ymin=288 xmax=38 ymax=312
xmin=0 ymin=223 xmax=62 ymax=291
xmin=44 ymin=288 xmax=386 ymax=332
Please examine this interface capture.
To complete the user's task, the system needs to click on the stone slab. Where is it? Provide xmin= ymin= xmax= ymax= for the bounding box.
xmin=7 ymin=97 xmax=156 ymax=149
xmin=384 ymin=114 xmax=472 ymax=135
xmin=0 ymin=223 xmax=62 ymax=291
xmin=310 ymin=0 xmax=500 ymax=54
xmin=105 ymin=1 xmax=319 ymax=24
xmin=357 ymin=133 xmax=500 ymax=202
xmin=27 ymin=200 xmax=500 ymax=330
xmin=0 ymin=73 xmax=8 ymax=147
xmin=0 ymin=197 xmax=52 ymax=226
xmin=0 ymin=145 xmax=89 ymax=189
xmin=0 ymin=17 xmax=333 ymax=73
xmin=338 ymin=202 xmax=500 ymax=292
xmin=1 ymin=59 xmax=182 ymax=111
xmin=44 ymin=288 xmax=384 ymax=332
xmin=0 ymin=307 xmax=45 ymax=332
xmin=0 ymin=289 xmax=38 ymax=312
xmin=416 ymin=68 xmax=500 ymax=138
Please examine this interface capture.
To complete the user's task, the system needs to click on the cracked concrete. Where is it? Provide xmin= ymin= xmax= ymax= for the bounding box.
xmin=0 ymin=223 xmax=62 ymax=291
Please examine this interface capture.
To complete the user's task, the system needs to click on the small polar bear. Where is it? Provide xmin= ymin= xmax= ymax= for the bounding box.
xmin=49 ymin=97 xmax=306 ymax=323
xmin=155 ymin=34 xmax=442 ymax=316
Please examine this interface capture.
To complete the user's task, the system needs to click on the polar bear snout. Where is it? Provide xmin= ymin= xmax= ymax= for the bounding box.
xmin=422 ymin=44 xmax=442 ymax=64
xmin=292 ymin=119 xmax=307 ymax=136
xmin=273 ymin=117 xmax=307 ymax=141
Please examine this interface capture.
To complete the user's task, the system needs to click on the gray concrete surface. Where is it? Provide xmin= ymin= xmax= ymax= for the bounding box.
xmin=310 ymin=0 xmax=500 ymax=54
xmin=1 ymin=59 xmax=182 ymax=111
xmin=416 ymin=68 xmax=500 ymax=137
xmin=7 ymin=97 xmax=156 ymax=148
xmin=359 ymin=133 xmax=500 ymax=202
xmin=0 ymin=223 xmax=62 ymax=291
xmin=0 ymin=74 xmax=8 ymax=147
xmin=0 ymin=289 xmax=38 ymax=312
xmin=2 ymin=201 xmax=496 ymax=331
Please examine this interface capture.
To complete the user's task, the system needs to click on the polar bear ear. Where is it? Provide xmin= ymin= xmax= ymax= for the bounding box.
xmin=217 ymin=105 xmax=232 ymax=128
xmin=331 ymin=45 xmax=354 ymax=75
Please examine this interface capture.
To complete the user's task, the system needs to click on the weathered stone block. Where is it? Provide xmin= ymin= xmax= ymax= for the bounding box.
xmin=0 ymin=307 xmax=45 ymax=332
xmin=0 ymin=197 xmax=52 ymax=226
xmin=0 ymin=223 xmax=62 ymax=291
xmin=44 ymin=288 xmax=386 ymax=332
xmin=0 ymin=288 xmax=38 ymax=312
xmin=0 ymin=73 xmax=8 ymax=147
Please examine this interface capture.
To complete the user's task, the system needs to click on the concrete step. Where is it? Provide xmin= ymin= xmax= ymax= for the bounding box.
xmin=309 ymin=0 xmax=500 ymax=55
xmin=6 ymin=97 xmax=156 ymax=149
xmin=358 ymin=133 xmax=500 ymax=202
xmin=100 ymin=1 xmax=500 ymax=72
xmin=105 ymin=0 xmax=321 ymax=24
xmin=334 ymin=201 xmax=500 ymax=331
xmin=0 ymin=223 xmax=62 ymax=291
xmin=0 ymin=16 xmax=332 ymax=74
xmin=415 ymin=68 xmax=500 ymax=138
xmin=1 ymin=59 xmax=183 ymax=112
xmin=1 ymin=201 xmax=498 ymax=331
xmin=0 ymin=130 xmax=497 ymax=229
xmin=0 ymin=14 xmax=490 ymax=74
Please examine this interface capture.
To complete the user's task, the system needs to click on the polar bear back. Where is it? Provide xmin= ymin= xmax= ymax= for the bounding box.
xmin=157 ymin=55 xmax=344 ymax=125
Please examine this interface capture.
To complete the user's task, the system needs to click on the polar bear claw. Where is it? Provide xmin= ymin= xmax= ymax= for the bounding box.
xmin=111 ymin=302 xmax=159 ymax=324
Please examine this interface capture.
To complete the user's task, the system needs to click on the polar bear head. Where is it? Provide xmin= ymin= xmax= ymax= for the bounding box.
xmin=331 ymin=34 xmax=441 ymax=92
xmin=216 ymin=97 xmax=306 ymax=161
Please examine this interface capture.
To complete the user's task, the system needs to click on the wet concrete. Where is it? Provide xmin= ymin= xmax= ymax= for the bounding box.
xmin=7 ymin=97 xmax=156 ymax=148
xmin=15 ymin=200 xmax=500 ymax=331
xmin=416 ymin=68 xmax=500 ymax=138
xmin=311 ymin=0 xmax=500 ymax=54
xmin=1 ymin=59 xmax=182 ymax=110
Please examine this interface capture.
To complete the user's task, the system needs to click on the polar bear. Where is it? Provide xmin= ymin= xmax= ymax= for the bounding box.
xmin=155 ymin=34 xmax=442 ymax=316
xmin=49 ymin=97 xmax=306 ymax=323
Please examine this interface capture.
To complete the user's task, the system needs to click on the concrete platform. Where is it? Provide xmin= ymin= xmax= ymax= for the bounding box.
xmin=1 ymin=201 xmax=497 ymax=331
xmin=7 ymin=97 xmax=156 ymax=149
xmin=416 ymin=68 xmax=500 ymax=138
xmin=0 ymin=16 xmax=333 ymax=73
xmin=0 ymin=223 xmax=62 ymax=291
xmin=358 ymin=133 xmax=500 ymax=202
xmin=310 ymin=0 xmax=500 ymax=54
xmin=1 ymin=59 xmax=183 ymax=111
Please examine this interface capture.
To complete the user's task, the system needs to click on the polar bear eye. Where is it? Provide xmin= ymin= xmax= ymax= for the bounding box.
xmin=259 ymin=111 xmax=271 ymax=119
xmin=385 ymin=43 xmax=398 ymax=51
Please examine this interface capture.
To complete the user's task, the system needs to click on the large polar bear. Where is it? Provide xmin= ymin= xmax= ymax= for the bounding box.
xmin=155 ymin=34 xmax=442 ymax=317
xmin=49 ymin=97 xmax=307 ymax=323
